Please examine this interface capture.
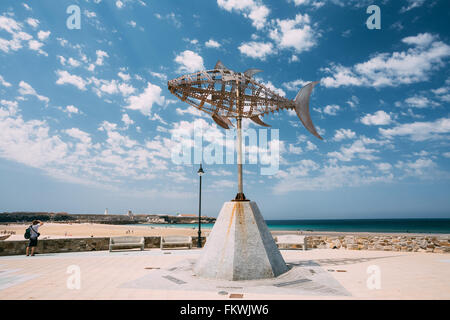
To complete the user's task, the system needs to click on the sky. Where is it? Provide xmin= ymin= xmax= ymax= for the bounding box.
xmin=0 ymin=0 xmax=449 ymax=219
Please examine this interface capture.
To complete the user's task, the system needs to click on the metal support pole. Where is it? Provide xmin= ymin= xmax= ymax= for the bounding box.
xmin=234 ymin=77 xmax=247 ymax=201
xmin=237 ymin=117 xmax=243 ymax=196
xmin=197 ymin=174 xmax=202 ymax=248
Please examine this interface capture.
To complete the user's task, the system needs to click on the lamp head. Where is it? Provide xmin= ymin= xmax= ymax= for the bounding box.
xmin=197 ymin=164 xmax=205 ymax=176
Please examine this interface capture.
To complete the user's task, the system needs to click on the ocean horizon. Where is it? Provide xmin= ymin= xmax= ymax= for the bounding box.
xmin=132 ymin=218 xmax=450 ymax=234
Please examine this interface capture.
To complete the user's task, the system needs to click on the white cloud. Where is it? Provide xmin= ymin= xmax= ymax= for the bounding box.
xmin=155 ymin=13 xmax=181 ymax=28
xmin=26 ymin=18 xmax=39 ymax=28
xmin=361 ymin=110 xmax=392 ymax=126
xmin=238 ymin=41 xmax=274 ymax=60
xmin=289 ymin=0 xmax=324 ymax=8
xmin=122 ymin=113 xmax=134 ymax=128
xmin=57 ymin=56 xmax=66 ymax=65
xmin=380 ymin=118 xmax=450 ymax=141
xmin=128 ymin=20 xmax=137 ymax=28
xmin=65 ymin=128 xmax=91 ymax=144
xmin=118 ymin=72 xmax=131 ymax=81
xmin=442 ymin=152 xmax=450 ymax=159
xmin=0 ymin=102 xmax=181 ymax=188
xmin=321 ymin=33 xmax=450 ymax=88
xmin=0 ymin=100 xmax=18 ymax=117
xmin=0 ymin=110 xmax=68 ymax=169
xmin=273 ymin=160 xmax=393 ymax=194
xmin=67 ymin=57 xmax=81 ymax=67
xmin=247 ymin=5 xmax=270 ymax=30
xmin=89 ymin=76 xmax=136 ymax=97
xmin=269 ymin=14 xmax=317 ymax=53
xmin=65 ymin=105 xmax=79 ymax=114
xmin=99 ymin=80 xmax=119 ymax=94
xmin=116 ymin=1 xmax=124 ymax=9
xmin=0 ymin=75 xmax=11 ymax=87
xmin=118 ymin=82 xmax=135 ymax=96
xmin=176 ymin=106 xmax=206 ymax=118
xmin=150 ymin=72 xmax=167 ymax=81
xmin=260 ymin=80 xmax=286 ymax=97
xmin=395 ymin=158 xmax=437 ymax=179
xmin=282 ymin=79 xmax=310 ymax=91
xmin=404 ymin=95 xmax=439 ymax=108
xmin=84 ymin=10 xmax=97 ymax=18
xmin=28 ymin=39 xmax=47 ymax=55
xmin=18 ymin=81 xmax=49 ymax=104
xmin=95 ymin=50 xmax=109 ymax=66
xmin=55 ymin=70 xmax=87 ymax=90
xmin=402 ymin=32 xmax=434 ymax=47
xmin=288 ymin=144 xmax=303 ymax=155
xmin=289 ymin=55 xmax=299 ymax=62
xmin=37 ymin=30 xmax=50 ymax=41
xmin=328 ymin=138 xmax=380 ymax=162
xmin=125 ymin=82 xmax=165 ymax=116
xmin=333 ymin=128 xmax=356 ymax=141
xmin=400 ymin=0 xmax=426 ymax=13
xmin=306 ymin=141 xmax=317 ymax=151
xmin=346 ymin=95 xmax=359 ymax=109
xmin=0 ymin=15 xmax=22 ymax=33
xmin=322 ymin=104 xmax=340 ymax=116
xmin=174 ymin=50 xmax=205 ymax=73
xmin=217 ymin=0 xmax=270 ymax=30
xmin=0 ymin=15 xmax=33 ymax=53
xmin=376 ymin=162 xmax=392 ymax=172
xmin=205 ymin=39 xmax=221 ymax=48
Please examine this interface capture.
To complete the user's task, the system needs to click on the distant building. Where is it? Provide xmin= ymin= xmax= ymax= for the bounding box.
xmin=146 ymin=216 xmax=166 ymax=223
xmin=127 ymin=210 xmax=134 ymax=218
xmin=104 ymin=208 xmax=108 ymax=215
xmin=177 ymin=214 xmax=197 ymax=218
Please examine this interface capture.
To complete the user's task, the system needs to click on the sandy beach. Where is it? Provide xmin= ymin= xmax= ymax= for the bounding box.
xmin=0 ymin=223 xmax=211 ymax=241
xmin=1 ymin=222 xmax=448 ymax=242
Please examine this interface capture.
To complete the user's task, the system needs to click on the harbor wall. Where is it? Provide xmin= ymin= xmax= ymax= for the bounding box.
xmin=0 ymin=234 xmax=449 ymax=256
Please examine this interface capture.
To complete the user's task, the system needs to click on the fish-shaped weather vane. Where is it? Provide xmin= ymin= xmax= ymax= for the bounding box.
xmin=168 ymin=60 xmax=322 ymax=200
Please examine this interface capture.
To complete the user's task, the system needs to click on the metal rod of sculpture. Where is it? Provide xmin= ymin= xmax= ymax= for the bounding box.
xmin=236 ymin=77 xmax=245 ymax=200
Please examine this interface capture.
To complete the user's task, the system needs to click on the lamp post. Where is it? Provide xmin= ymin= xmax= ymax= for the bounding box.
xmin=197 ymin=163 xmax=205 ymax=248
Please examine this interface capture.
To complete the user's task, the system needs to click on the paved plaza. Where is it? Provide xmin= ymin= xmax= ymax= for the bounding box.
xmin=0 ymin=248 xmax=449 ymax=299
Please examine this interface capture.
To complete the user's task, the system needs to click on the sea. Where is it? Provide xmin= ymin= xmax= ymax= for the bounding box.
xmin=134 ymin=218 xmax=450 ymax=234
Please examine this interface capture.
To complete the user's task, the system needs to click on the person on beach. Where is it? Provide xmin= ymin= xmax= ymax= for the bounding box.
xmin=26 ymin=220 xmax=44 ymax=256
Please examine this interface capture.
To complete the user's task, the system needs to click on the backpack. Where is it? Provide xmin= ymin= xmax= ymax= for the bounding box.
xmin=24 ymin=225 xmax=32 ymax=239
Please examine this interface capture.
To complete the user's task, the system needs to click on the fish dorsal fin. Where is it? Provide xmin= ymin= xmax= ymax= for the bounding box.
xmin=250 ymin=115 xmax=271 ymax=127
xmin=212 ymin=113 xmax=232 ymax=129
xmin=244 ymin=68 xmax=263 ymax=78
xmin=215 ymin=60 xmax=227 ymax=70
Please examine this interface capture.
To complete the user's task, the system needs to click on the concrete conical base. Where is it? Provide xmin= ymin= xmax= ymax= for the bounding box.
xmin=194 ymin=201 xmax=289 ymax=281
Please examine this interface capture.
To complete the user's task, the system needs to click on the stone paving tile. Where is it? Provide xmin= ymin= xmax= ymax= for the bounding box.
xmin=0 ymin=249 xmax=449 ymax=299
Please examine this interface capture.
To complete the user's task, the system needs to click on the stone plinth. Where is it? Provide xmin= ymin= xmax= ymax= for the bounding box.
xmin=194 ymin=201 xmax=289 ymax=280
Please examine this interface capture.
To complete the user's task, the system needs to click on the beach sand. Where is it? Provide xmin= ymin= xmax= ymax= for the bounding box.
xmin=1 ymin=222 xmax=447 ymax=241
xmin=0 ymin=223 xmax=208 ymax=241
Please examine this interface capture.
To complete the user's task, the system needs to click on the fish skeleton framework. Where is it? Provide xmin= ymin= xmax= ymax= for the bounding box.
xmin=168 ymin=60 xmax=323 ymax=140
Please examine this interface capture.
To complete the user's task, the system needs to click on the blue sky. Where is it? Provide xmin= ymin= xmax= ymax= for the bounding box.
xmin=0 ymin=0 xmax=449 ymax=219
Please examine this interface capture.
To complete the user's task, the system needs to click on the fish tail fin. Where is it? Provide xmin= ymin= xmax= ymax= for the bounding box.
xmin=294 ymin=81 xmax=323 ymax=140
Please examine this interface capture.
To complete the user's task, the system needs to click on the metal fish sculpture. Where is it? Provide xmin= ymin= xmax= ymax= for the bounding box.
xmin=168 ymin=60 xmax=322 ymax=140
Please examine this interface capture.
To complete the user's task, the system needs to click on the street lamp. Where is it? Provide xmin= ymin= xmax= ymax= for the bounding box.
xmin=197 ymin=163 xmax=205 ymax=248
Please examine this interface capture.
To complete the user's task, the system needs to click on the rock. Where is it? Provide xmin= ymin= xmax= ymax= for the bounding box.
xmin=434 ymin=247 xmax=450 ymax=254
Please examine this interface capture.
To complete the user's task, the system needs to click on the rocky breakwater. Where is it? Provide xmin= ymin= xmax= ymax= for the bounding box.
xmin=306 ymin=234 xmax=450 ymax=253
